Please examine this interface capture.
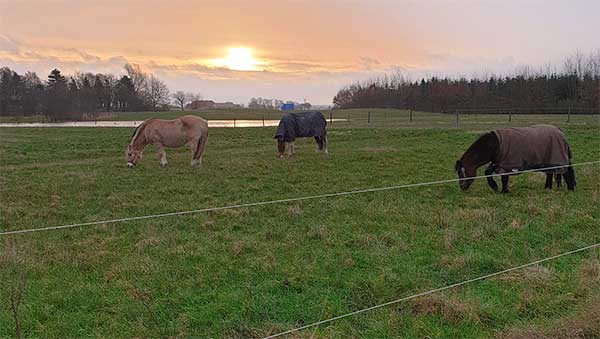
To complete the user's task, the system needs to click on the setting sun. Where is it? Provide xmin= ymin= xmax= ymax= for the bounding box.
xmin=211 ymin=47 xmax=262 ymax=71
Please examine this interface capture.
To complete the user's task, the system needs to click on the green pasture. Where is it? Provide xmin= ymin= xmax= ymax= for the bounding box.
xmin=1 ymin=108 xmax=598 ymax=131
xmin=0 ymin=116 xmax=598 ymax=338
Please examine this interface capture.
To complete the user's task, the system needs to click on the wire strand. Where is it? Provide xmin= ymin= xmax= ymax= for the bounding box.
xmin=1 ymin=161 xmax=598 ymax=236
xmin=262 ymin=241 xmax=600 ymax=339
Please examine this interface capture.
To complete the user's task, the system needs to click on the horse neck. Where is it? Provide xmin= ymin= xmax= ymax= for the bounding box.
xmin=461 ymin=152 xmax=491 ymax=171
xmin=461 ymin=133 xmax=498 ymax=170
xmin=130 ymin=124 xmax=148 ymax=150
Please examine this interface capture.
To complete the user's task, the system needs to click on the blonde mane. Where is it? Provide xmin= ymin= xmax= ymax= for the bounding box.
xmin=130 ymin=121 xmax=149 ymax=146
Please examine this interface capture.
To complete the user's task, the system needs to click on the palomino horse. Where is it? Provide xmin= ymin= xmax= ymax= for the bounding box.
xmin=455 ymin=124 xmax=575 ymax=193
xmin=274 ymin=111 xmax=328 ymax=158
xmin=126 ymin=115 xmax=208 ymax=167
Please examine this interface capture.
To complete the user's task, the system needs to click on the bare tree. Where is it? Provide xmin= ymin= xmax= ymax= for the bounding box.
xmin=172 ymin=91 xmax=188 ymax=110
xmin=188 ymin=92 xmax=202 ymax=102
xmin=124 ymin=63 xmax=147 ymax=94
xmin=145 ymin=75 xmax=170 ymax=109
xmin=171 ymin=91 xmax=199 ymax=110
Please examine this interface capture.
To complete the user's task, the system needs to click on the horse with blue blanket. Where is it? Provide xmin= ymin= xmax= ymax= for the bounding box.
xmin=274 ymin=111 xmax=328 ymax=158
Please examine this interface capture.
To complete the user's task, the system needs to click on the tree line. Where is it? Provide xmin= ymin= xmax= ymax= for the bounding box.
xmin=333 ymin=52 xmax=600 ymax=112
xmin=248 ymin=97 xmax=312 ymax=110
xmin=0 ymin=64 xmax=171 ymax=121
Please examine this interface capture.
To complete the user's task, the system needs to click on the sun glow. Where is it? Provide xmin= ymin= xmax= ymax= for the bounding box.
xmin=211 ymin=47 xmax=262 ymax=71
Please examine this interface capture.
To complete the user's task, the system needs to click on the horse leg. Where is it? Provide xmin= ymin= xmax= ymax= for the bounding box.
xmin=190 ymin=135 xmax=207 ymax=166
xmin=500 ymin=175 xmax=510 ymax=193
xmin=565 ymin=165 xmax=576 ymax=191
xmin=545 ymin=173 xmax=553 ymax=189
xmin=156 ymin=145 xmax=167 ymax=166
xmin=323 ymin=135 xmax=328 ymax=154
xmin=315 ymin=136 xmax=324 ymax=152
xmin=555 ymin=174 xmax=562 ymax=188
xmin=287 ymin=142 xmax=294 ymax=156
xmin=484 ymin=164 xmax=498 ymax=192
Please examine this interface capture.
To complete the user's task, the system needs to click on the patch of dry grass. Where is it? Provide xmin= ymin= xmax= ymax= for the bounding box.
xmin=408 ymin=294 xmax=482 ymax=324
xmin=497 ymin=297 xmax=600 ymax=339
xmin=494 ymin=265 xmax=555 ymax=286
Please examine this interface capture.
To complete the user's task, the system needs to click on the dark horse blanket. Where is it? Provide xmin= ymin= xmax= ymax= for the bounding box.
xmin=493 ymin=124 xmax=570 ymax=173
xmin=274 ymin=111 xmax=327 ymax=142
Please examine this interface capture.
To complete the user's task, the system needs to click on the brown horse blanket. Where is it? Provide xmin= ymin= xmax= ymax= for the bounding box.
xmin=493 ymin=124 xmax=570 ymax=173
xmin=274 ymin=111 xmax=327 ymax=142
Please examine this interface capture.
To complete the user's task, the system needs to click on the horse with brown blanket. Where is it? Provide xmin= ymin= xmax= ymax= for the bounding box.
xmin=126 ymin=115 xmax=208 ymax=167
xmin=455 ymin=124 xmax=576 ymax=192
xmin=274 ymin=111 xmax=328 ymax=158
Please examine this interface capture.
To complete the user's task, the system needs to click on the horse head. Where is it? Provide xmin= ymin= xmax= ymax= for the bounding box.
xmin=456 ymin=132 xmax=500 ymax=191
xmin=455 ymin=159 xmax=476 ymax=191
xmin=276 ymin=138 xmax=286 ymax=158
xmin=125 ymin=144 xmax=143 ymax=167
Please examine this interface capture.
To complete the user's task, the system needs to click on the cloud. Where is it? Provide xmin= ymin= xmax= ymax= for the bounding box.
xmin=420 ymin=52 xmax=519 ymax=78
xmin=358 ymin=57 xmax=381 ymax=71
xmin=0 ymin=35 xmax=527 ymax=104
xmin=0 ymin=35 xmax=20 ymax=54
xmin=0 ymin=36 xmax=129 ymax=76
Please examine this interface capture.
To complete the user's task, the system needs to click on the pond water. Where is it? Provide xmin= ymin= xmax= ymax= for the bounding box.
xmin=0 ymin=119 xmax=346 ymax=128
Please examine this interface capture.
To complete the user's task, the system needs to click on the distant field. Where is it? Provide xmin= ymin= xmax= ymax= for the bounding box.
xmin=0 ymin=122 xmax=599 ymax=337
xmin=1 ymin=107 xmax=598 ymax=130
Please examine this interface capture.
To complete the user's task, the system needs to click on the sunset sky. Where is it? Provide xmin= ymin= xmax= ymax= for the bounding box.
xmin=1 ymin=0 xmax=598 ymax=105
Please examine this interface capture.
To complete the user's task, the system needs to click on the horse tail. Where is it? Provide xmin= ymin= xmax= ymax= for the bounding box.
xmin=320 ymin=111 xmax=327 ymax=126
xmin=193 ymin=129 xmax=208 ymax=160
xmin=565 ymin=143 xmax=576 ymax=190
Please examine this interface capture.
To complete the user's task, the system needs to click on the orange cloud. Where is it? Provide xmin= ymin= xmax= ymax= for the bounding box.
xmin=1 ymin=1 xmax=597 ymax=104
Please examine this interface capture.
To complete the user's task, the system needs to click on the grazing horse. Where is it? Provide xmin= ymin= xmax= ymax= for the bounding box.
xmin=455 ymin=124 xmax=575 ymax=193
xmin=274 ymin=111 xmax=328 ymax=158
xmin=126 ymin=115 xmax=208 ymax=167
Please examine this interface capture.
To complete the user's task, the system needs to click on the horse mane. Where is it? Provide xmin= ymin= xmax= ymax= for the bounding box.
xmin=130 ymin=121 xmax=149 ymax=145
xmin=130 ymin=124 xmax=142 ymax=139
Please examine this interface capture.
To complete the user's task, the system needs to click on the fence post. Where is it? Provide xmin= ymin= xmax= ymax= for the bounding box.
xmin=234 ymin=118 xmax=236 ymax=128
xmin=368 ymin=111 xmax=371 ymax=125
xmin=329 ymin=111 xmax=333 ymax=126
xmin=409 ymin=109 xmax=413 ymax=123
xmin=508 ymin=111 xmax=512 ymax=122
xmin=567 ymin=107 xmax=571 ymax=123
xmin=455 ymin=110 xmax=459 ymax=126
xmin=262 ymin=114 xmax=265 ymax=127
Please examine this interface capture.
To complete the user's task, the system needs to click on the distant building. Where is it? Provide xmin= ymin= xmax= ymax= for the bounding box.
xmin=213 ymin=102 xmax=241 ymax=109
xmin=280 ymin=103 xmax=294 ymax=110
xmin=186 ymin=100 xmax=215 ymax=110
xmin=186 ymin=100 xmax=241 ymax=110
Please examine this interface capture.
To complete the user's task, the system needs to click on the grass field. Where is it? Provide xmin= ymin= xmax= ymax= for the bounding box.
xmin=2 ymin=107 xmax=599 ymax=130
xmin=0 ymin=113 xmax=599 ymax=338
